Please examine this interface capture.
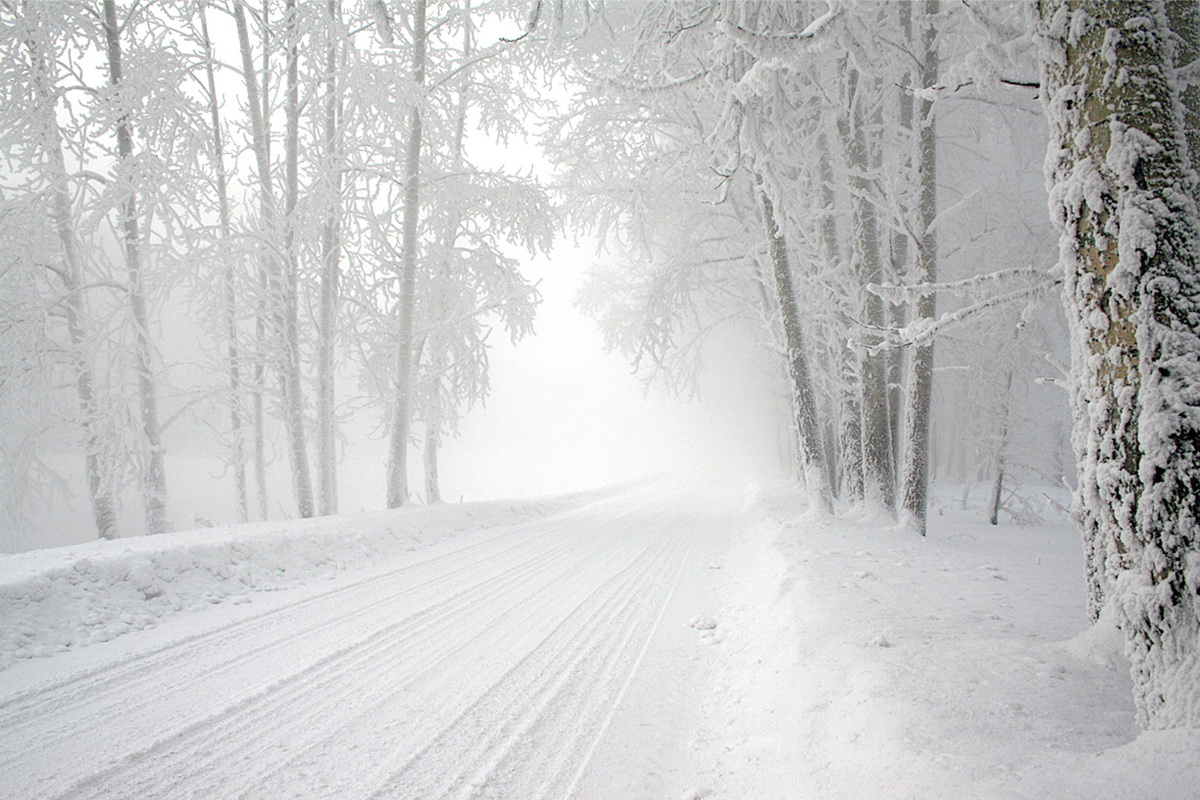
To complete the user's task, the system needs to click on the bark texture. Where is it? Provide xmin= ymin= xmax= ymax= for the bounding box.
xmin=759 ymin=180 xmax=834 ymax=514
xmin=841 ymin=70 xmax=895 ymax=514
xmin=899 ymin=0 xmax=939 ymax=535
xmin=1039 ymin=0 xmax=1200 ymax=729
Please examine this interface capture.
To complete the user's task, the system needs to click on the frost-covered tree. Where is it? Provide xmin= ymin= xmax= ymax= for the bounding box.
xmin=1037 ymin=0 xmax=1200 ymax=728
xmin=0 ymin=3 xmax=122 ymax=541
xmin=101 ymin=0 xmax=170 ymax=534
xmin=898 ymin=0 xmax=939 ymax=534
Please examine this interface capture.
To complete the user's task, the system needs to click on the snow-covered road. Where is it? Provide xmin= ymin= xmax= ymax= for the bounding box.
xmin=0 ymin=485 xmax=731 ymax=800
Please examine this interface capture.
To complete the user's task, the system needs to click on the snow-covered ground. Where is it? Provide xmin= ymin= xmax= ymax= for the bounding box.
xmin=1 ymin=478 xmax=1196 ymax=799
xmin=694 ymin=482 xmax=1200 ymax=800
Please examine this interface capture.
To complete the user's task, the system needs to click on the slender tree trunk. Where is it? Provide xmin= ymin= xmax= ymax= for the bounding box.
xmin=987 ymin=330 xmax=1020 ymax=527
xmin=899 ymin=0 xmax=939 ymax=535
xmin=889 ymin=1 xmax=915 ymax=476
xmin=200 ymin=5 xmax=249 ymax=523
xmin=102 ymin=0 xmax=168 ymax=535
xmin=233 ymin=2 xmax=271 ymax=520
xmin=841 ymin=70 xmax=894 ymax=514
xmin=236 ymin=0 xmax=314 ymax=518
xmin=420 ymin=0 xmax=475 ymax=505
xmin=317 ymin=0 xmax=344 ymax=516
xmin=387 ymin=0 xmax=427 ymax=508
xmin=281 ymin=0 xmax=315 ymax=517
xmin=1038 ymin=0 xmax=1200 ymax=728
xmin=24 ymin=19 xmax=119 ymax=540
xmin=818 ymin=133 xmax=863 ymax=505
xmin=758 ymin=179 xmax=833 ymax=514
xmin=424 ymin=391 xmax=442 ymax=504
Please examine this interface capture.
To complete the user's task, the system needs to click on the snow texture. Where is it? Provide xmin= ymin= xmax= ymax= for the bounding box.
xmin=0 ymin=490 xmax=599 ymax=668
xmin=690 ymin=481 xmax=1200 ymax=798
xmin=1 ymin=479 xmax=1196 ymax=798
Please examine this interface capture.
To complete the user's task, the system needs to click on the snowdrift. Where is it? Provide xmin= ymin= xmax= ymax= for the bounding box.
xmin=0 ymin=491 xmax=596 ymax=669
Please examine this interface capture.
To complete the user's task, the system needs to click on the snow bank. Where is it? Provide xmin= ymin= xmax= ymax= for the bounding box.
xmin=0 ymin=490 xmax=598 ymax=669
xmin=697 ymin=481 xmax=1200 ymax=799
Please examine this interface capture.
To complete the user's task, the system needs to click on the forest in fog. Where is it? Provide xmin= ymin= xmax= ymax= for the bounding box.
xmin=2 ymin=0 xmax=1200 ymax=737
xmin=0 ymin=0 xmax=1070 ymax=546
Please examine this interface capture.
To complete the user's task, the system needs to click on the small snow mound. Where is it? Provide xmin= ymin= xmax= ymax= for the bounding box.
xmin=688 ymin=615 xmax=718 ymax=631
xmin=865 ymin=634 xmax=893 ymax=648
xmin=681 ymin=787 xmax=713 ymax=800
xmin=1058 ymin=606 xmax=1126 ymax=670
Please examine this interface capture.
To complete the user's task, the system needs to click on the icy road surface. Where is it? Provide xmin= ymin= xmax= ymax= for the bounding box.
xmin=0 ymin=485 xmax=731 ymax=800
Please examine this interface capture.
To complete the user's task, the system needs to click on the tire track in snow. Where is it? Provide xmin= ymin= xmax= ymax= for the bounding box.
xmin=0 ymin=490 xmax=718 ymax=800
xmin=0 ymin=499 xmax=662 ymax=782
xmin=56 ymin=516 xmax=651 ymax=800
xmin=366 ymin=520 xmax=693 ymax=800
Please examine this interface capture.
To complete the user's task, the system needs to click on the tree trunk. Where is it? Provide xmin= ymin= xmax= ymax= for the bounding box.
xmin=1038 ymin=0 xmax=1200 ymax=729
xmin=200 ymin=5 xmax=249 ymax=524
xmin=758 ymin=179 xmax=833 ymax=514
xmin=899 ymin=0 xmax=939 ymax=535
xmin=424 ymin=397 xmax=442 ymax=504
xmin=1168 ymin=0 xmax=1199 ymax=204
xmin=841 ymin=70 xmax=895 ymax=514
xmin=234 ymin=1 xmax=271 ymax=521
xmin=987 ymin=347 xmax=1017 ymax=527
xmin=236 ymin=0 xmax=314 ymax=519
xmin=281 ymin=0 xmax=316 ymax=517
xmin=317 ymin=0 xmax=344 ymax=517
xmin=24 ymin=17 xmax=119 ymax=540
xmin=102 ymin=0 xmax=168 ymax=535
xmin=387 ymin=0 xmax=427 ymax=508
xmin=889 ymin=1 xmax=916 ymax=477
xmin=420 ymin=0 xmax=475 ymax=506
xmin=818 ymin=133 xmax=864 ymax=505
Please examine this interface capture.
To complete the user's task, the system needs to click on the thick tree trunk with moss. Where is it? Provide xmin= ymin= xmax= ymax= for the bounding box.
xmin=1038 ymin=0 xmax=1200 ymax=729
xmin=1168 ymin=0 xmax=1199 ymax=202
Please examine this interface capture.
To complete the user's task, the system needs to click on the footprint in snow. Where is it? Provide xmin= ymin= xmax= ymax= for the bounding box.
xmin=688 ymin=615 xmax=725 ymax=644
